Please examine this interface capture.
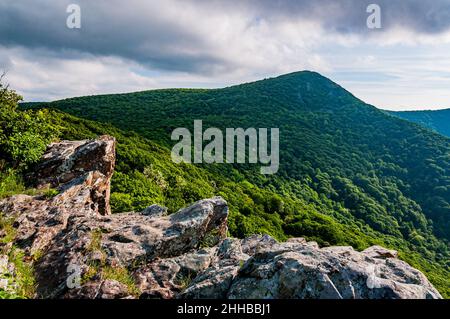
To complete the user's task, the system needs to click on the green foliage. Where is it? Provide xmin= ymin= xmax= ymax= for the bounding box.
xmin=175 ymin=271 xmax=194 ymax=291
xmin=102 ymin=266 xmax=140 ymax=296
xmin=42 ymin=188 xmax=59 ymax=199
xmin=199 ymin=229 xmax=221 ymax=248
xmin=1 ymin=213 xmax=35 ymax=299
xmin=284 ymin=213 xmax=346 ymax=246
xmin=86 ymin=228 xmax=104 ymax=253
xmin=0 ymin=170 xmax=58 ymax=201
xmin=0 ymin=79 xmax=57 ymax=167
xmin=0 ymin=214 xmax=16 ymax=245
xmin=2 ymin=247 xmax=36 ymax=298
xmin=110 ymin=192 xmax=134 ymax=213
xmin=0 ymin=169 xmax=26 ymax=199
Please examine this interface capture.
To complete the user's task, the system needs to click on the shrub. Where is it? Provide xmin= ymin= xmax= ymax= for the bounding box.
xmin=0 ymin=76 xmax=58 ymax=168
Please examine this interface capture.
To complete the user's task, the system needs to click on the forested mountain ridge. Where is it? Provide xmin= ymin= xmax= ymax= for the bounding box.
xmin=24 ymin=71 xmax=450 ymax=240
xmin=15 ymin=71 xmax=450 ymax=296
xmin=389 ymin=109 xmax=450 ymax=138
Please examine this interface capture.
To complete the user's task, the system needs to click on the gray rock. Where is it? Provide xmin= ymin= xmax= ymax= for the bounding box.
xmin=32 ymin=135 xmax=116 ymax=216
xmin=64 ymin=279 xmax=132 ymax=299
xmin=221 ymin=238 xmax=442 ymax=299
xmin=362 ymin=245 xmax=398 ymax=259
xmin=141 ymin=204 xmax=168 ymax=217
xmin=97 ymin=280 xmax=131 ymax=299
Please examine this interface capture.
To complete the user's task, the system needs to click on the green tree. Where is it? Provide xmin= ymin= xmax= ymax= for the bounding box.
xmin=0 ymin=73 xmax=57 ymax=168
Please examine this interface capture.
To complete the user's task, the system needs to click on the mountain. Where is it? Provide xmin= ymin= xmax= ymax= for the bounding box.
xmin=16 ymin=71 xmax=450 ymax=297
xmin=389 ymin=109 xmax=450 ymax=138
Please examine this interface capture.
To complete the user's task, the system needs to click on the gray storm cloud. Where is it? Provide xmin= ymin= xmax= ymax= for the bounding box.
xmin=235 ymin=0 xmax=450 ymax=34
xmin=0 ymin=0 xmax=229 ymax=74
xmin=1 ymin=0 xmax=450 ymax=75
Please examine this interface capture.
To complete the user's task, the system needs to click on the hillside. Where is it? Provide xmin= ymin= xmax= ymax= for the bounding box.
xmin=12 ymin=71 xmax=450 ymax=297
xmin=0 ymin=135 xmax=442 ymax=299
xmin=389 ymin=109 xmax=450 ymax=138
xmin=24 ymin=72 xmax=450 ymax=239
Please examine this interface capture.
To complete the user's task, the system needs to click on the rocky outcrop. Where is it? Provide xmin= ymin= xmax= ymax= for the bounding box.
xmin=31 ymin=135 xmax=116 ymax=216
xmin=32 ymin=136 xmax=116 ymax=189
xmin=0 ymin=136 xmax=443 ymax=299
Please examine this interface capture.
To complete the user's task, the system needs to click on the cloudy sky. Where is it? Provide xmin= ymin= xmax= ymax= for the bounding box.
xmin=1 ymin=0 xmax=450 ymax=110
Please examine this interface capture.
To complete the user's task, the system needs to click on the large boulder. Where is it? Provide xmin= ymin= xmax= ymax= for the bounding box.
xmin=0 ymin=136 xmax=443 ymax=299
xmin=32 ymin=135 xmax=116 ymax=216
xmin=178 ymin=236 xmax=442 ymax=299
xmin=32 ymin=136 xmax=116 ymax=189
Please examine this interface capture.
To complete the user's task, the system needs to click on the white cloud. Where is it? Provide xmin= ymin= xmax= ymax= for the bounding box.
xmin=3 ymin=47 xmax=159 ymax=101
xmin=1 ymin=0 xmax=450 ymax=110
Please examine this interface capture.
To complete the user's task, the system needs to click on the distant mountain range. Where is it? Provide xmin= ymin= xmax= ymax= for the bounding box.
xmin=21 ymin=71 xmax=450 ymax=297
xmin=389 ymin=109 xmax=450 ymax=138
